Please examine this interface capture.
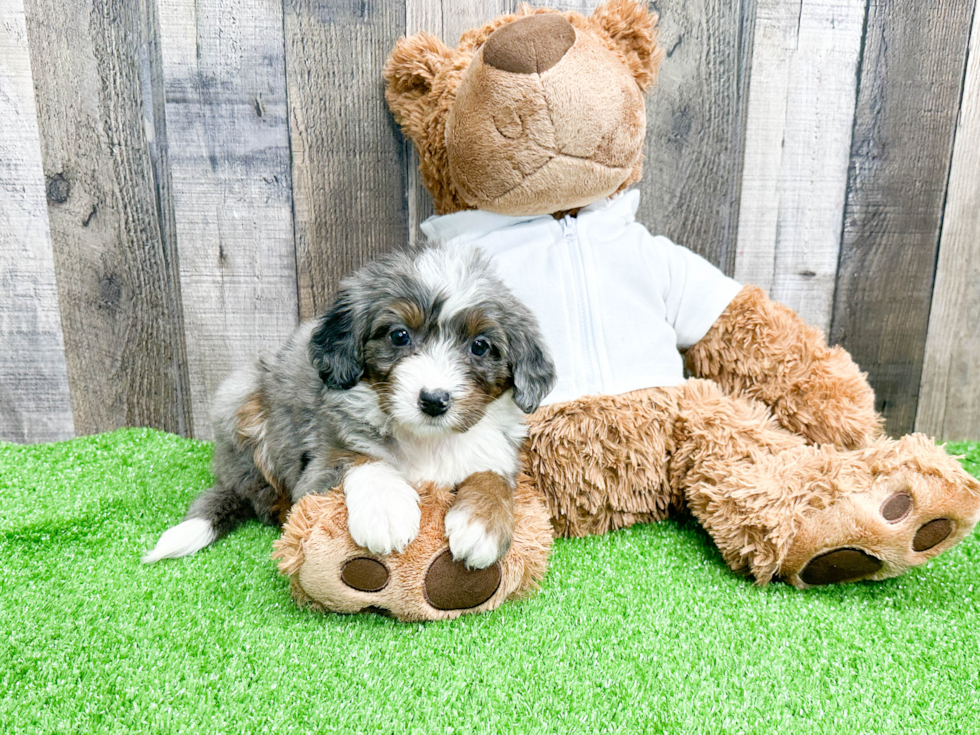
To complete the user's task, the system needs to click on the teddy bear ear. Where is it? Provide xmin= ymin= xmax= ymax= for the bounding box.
xmin=383 ymin=32 xmax=457 ymax=138
xmin=589 ymin=0 xmax=665 ymax=91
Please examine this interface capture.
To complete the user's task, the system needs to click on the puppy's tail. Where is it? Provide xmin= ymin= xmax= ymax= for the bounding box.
xmin=142 ymin=485 xmax=252 ymax=564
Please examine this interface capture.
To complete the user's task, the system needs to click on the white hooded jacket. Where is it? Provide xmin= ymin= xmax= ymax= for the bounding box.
xmin=421 ymin=190 xmax=743 ymax=406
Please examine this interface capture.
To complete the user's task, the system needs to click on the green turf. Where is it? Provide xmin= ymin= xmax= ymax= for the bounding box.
xmin=1 ymin=429 xmax=979 ymax=734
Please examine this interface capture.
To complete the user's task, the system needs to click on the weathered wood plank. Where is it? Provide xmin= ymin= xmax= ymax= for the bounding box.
xmin=916 ymin=9 xmax=980 ymax=441
xmin=734 ymin=0 xmax=865 ymax=330
xmin=285 ymin=0 xmax=409 ymax=319
xmin=637 ymin=0 xmax=756 ymax=273
xmin=0 ymin=0 xmax=74 ymax=443
xmin=158 ymin=0 xmax=298 ymax=439
xmin=829 ymin=0 xmax=975 ymax=436
xmin=404 ymin=0 xmax=514 ymax=243
xmin=24 ymin=0 xmax=191 ymax=436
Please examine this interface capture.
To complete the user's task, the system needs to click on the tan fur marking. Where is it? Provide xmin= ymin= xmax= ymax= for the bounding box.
xmin=389 ymin=300 xmax=426 ymax=332
xmin=463 ymin=309 xmax=493 ymax=339
xmin=451 ymin=387 xmax=501 ymax=432
xmin=234 ymin=390 xmax=291 ymax=522
xmin=452 ymin=471 xmax=516 ymax=549
xmin=234 ymin=391 xmax=268 ymax=446
xmin=326 ymin=450 xmax=374 ymax=470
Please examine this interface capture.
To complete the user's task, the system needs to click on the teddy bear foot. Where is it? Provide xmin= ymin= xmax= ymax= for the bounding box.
xmin=780 ymin=435 xmax=980 ymax=588
xmin=337 ymin=550 xmax=503 ymax=615
xmin=272 ymin=479 xmax=553 ymax=622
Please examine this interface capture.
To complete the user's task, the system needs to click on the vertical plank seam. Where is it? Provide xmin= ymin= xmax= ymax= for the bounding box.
xmin=724 ymin=0 xmax=759 ymax=278
xmin=828 ymin=0 xmax=871 ymax=341
xmin=143 ymin=0 xmax=192 ymax=437
xmin=282 ymin=0 xmax=303 ymax=324
xmin=913 ymin=0 xmax=978 ymax=433
xmin=931 ymin=0 xmax=978 ymax=283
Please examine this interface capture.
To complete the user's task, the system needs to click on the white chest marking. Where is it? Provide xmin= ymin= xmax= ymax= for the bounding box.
xmin=391 ymin=395 xmax=525 ymax=486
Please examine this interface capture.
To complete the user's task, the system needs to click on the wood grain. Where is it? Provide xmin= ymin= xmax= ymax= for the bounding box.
xmin=0 ymin=0 xmax=74 ymax=442
xmin=829 ymin=0 xmax=975 ymax=436
xmin=635 ymin=0 xmax=756 ymax=273
xmin=158 ymin=0 xmax=299 ymax=439
xmin=24 ymin=0 xmax=191 ymax=436
xmin=285 ymin=0 xmax=409 ymax=319
xmin=405 ymin=0 xmax=514 ymax=243
xmin=734 ymin=0 xmax=865 ymax=330
xmin=916 ymin=9 xmax=980 ymax=441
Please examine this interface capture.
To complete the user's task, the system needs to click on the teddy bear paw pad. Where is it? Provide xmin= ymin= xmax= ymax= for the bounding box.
xmin=799 ymin=548 xmax=883 ymax=586
xmin=423 ymin=550 xmax=501 ymax=610
xmin=912 ymin=518 xmax=953 ymax=551
xmin=341 ymin=557 xmax=390 ymax=592
xmin=880 ymin=491 xmax=912 ymax=522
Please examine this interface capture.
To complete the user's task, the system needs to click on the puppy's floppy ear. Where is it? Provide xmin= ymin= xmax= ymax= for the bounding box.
xmin=506 ymin=318 xmax=557 ymax=414
xmin=309 ymin=290 xmax=364 ymax=390
xmin=383 ymin=32 xmax=457 ymax=141
xmin=590 ymin=0 xmax=664 ymax=91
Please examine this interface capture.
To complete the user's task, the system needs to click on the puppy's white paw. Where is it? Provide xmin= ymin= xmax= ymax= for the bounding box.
xmin=344 ymin=463 xmax=421 ymax=555
xmin=445 ymin=504 xmax=509 ymax=570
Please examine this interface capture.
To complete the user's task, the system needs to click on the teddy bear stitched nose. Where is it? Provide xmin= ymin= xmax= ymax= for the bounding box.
xmin=482 ymin=13 xmax=576 ymax=75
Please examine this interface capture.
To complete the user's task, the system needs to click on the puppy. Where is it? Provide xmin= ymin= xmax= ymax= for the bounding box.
xmin=143 ymin=244 xmax=556 ymax=569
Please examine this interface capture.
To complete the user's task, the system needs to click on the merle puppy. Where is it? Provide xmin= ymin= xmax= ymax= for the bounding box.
xmin=144 ymin=244 xmax=556 ymax=569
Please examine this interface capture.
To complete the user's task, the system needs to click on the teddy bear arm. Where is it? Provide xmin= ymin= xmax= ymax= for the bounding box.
xmin=684 ymin=285 xmax=882 ymax=449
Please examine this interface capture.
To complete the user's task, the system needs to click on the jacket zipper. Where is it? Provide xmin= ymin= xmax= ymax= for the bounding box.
xmin=561 ymin=215 xmax=602 ymax=392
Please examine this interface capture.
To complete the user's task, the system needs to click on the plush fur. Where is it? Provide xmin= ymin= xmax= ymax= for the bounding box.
xmin=275 ymin=0 xmax=980 ymax=620
xmin=144 ymin=244 xmax=556 ymax=575
xmin=273 ymin=480 xmax=553 ymax=622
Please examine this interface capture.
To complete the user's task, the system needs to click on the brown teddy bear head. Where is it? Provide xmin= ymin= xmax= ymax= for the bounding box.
xmin=384 ymin=0 xmax=664 ymax=216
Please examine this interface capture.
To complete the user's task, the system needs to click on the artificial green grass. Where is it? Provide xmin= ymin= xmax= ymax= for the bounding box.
xmin=2 ymin=429 xmax=979 ymax=734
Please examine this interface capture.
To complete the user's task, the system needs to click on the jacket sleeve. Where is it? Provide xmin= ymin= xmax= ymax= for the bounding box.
xmin=656 ymin=235 xmax=743 ymax=349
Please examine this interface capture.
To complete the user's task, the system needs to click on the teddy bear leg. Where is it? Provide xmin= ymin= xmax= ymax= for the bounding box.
xmin=272 ymin=479 xmax=553 ymax=622
xmin=674 ymin=379 xmax=980 ymax=586
xmin=685 ymin=285 xmax=883 ymax=449
xmin=778 ymin=435 xmax=980 ymax=587
xmin=523 ymin=387 xmax=690 ymax=539
xmin=671 ymin=380 xmax=980 ymax=588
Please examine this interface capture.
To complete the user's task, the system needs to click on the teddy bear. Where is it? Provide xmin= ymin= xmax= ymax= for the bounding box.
xmin=273 ymin=0 xmax=980 ymax=622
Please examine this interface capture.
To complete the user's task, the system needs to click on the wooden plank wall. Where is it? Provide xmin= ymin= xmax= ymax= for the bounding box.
xmin=22 ymin=0 xmax=191 ymax=436
xmin=0 ymin=0 xmax=74 ymax=443
xmin=1 ymin=0 xmax=978 ymax=443
xmin=734 ymin=0 xmax=865 ymax=330
xmin=917 ymin=6 xmax=980 ymax=441
xmin=158 ymin=0 xmax=298 ymax=439
xmin=830 ymin=0 xmax=976 ymax=436
xmin=284 ymin=0 xmax=409 ymax=319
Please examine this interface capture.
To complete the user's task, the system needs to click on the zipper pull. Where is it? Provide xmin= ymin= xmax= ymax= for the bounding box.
xmin=561 ymin=215 xmax=575 ymax=241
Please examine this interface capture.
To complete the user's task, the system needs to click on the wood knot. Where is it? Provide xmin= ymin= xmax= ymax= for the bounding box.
xmin=46 ymin=173 xmax=70 ymax=204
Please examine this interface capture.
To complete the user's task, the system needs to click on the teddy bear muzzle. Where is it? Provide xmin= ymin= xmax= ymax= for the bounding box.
xmin=445 ymin=12 xmax=647 ymax=216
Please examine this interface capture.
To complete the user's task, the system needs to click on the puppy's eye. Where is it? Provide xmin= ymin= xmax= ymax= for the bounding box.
xmin=470 ymin=337 xmax=491 ymax=357
xmin=389 ymin=328 xmax=412 ymax=348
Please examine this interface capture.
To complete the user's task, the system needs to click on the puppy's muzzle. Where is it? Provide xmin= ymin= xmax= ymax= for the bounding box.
xmin=419 ymin=389 xmax=451 ymax=417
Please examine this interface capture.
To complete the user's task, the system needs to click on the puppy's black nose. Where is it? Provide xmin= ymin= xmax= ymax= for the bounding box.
xmin=419 ymin=389 xmax=451 ymax=417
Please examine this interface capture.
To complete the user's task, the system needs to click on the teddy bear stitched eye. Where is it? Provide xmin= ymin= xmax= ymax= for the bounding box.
xmin=470 ymin=337 xmax=491 ymax=357
xmin=389 ymin=328 xmax=412 ymax=347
